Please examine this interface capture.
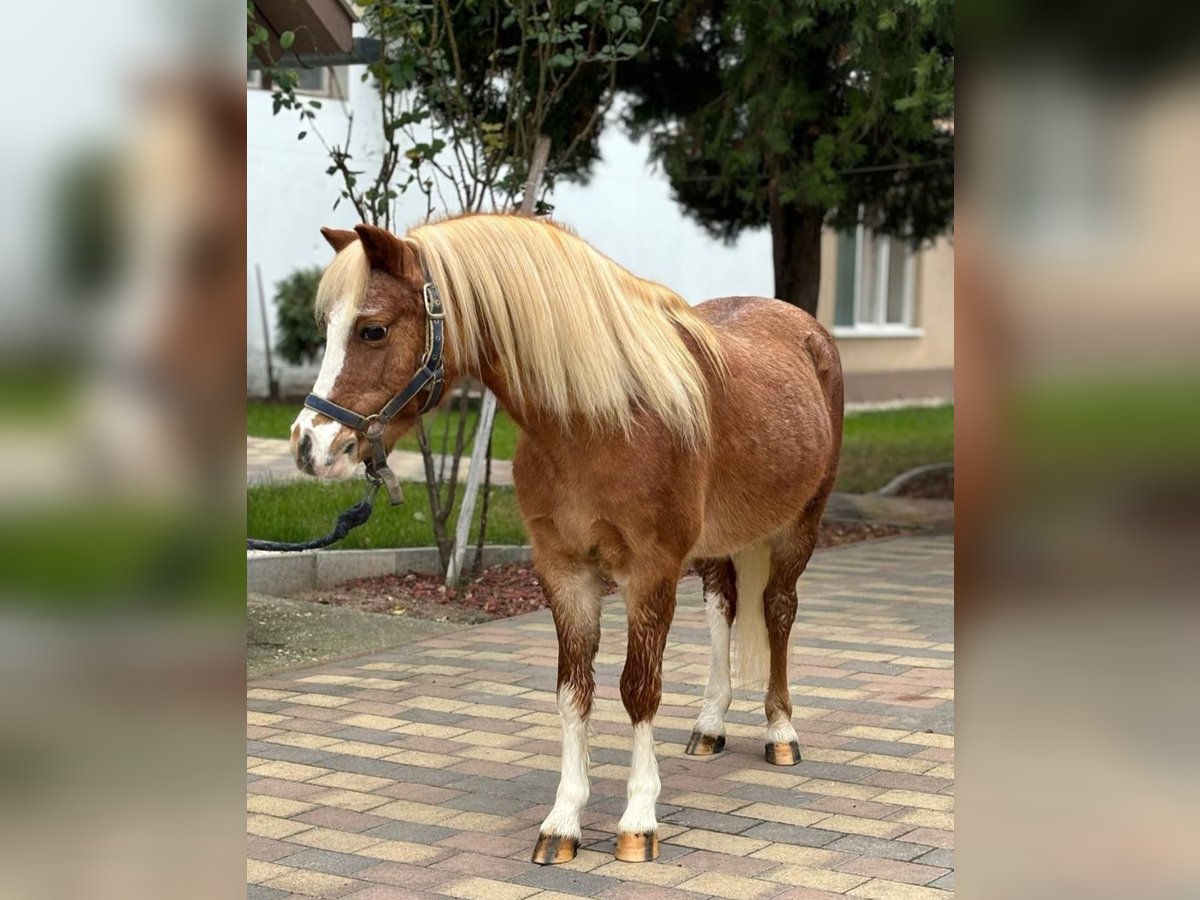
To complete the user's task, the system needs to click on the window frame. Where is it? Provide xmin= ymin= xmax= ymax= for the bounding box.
xmin=833 ymin=215 xmax=922 ymax=339
xmin=246 ymin=66 xmax=346 ymax=101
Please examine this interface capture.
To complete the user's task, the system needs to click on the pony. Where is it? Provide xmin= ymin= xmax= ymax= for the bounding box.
xmin=291 ymin=214 xmax=843 ymax=864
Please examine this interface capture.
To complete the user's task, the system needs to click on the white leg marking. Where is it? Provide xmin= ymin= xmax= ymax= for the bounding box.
xmin=618 ymin=722 xmax=661 ymax=835
xmin=765 ymin=716 xmax=799 ymax=745
xmin=694 ymin=592 xmax=732 ymax=737
xmin=539 ymin=686 xmax=590 ymax=840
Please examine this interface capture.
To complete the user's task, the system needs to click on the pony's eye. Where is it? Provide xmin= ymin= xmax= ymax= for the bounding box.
xmin=360 ymin=325 xmax=388 ymax=342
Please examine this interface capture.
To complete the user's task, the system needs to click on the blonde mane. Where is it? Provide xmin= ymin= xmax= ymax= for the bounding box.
xmin=320 ymin=214 xmax=725 ymax=447
xmin=314 ymin=239 xmax=370 ymax=328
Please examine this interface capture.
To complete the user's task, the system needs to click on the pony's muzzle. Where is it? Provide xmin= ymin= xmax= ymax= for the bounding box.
xmin=329 ymin=435 xmax=359 ymax=465
xmin=291 ymin=418 xmax=360 ymax=479
xmin=295 ymin=431 xmax=315 ymax=475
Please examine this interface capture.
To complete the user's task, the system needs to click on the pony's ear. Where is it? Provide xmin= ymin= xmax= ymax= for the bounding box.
xmin=354 ymin=224 xmax=418 ymax=279
xmin=319 ymin=227 xmax=358 ymax=253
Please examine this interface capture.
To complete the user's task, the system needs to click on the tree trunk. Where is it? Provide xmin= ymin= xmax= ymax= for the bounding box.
xmin=768 ymin=191 xmax=825 ymax=316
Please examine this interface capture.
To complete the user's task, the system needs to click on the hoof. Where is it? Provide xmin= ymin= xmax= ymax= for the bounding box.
xmin=685 ymin=731 xmax=726 ymax=756
xmin=531 ymin=833 xmax=579 ymax=865
xmin=765 ymin=740 xmax=802 ymax=766
xmin=615 ymin=831 xmax=660 ymax=862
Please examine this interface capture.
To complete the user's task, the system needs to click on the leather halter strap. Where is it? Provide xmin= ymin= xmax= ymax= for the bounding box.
xmin=302 ymin=272 xmax=446 ymax=505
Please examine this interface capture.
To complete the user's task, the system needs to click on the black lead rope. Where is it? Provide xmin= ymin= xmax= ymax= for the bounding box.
xmin=247 ymin=475 xmax=381 ymax=552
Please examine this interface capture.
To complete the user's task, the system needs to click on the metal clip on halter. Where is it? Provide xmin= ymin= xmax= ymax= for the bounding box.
xmin=364 ymin=419 xmax=405 ymax=506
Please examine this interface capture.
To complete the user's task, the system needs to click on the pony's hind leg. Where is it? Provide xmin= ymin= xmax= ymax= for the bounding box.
xmin=686 ymin=558 xmax=736 ymax=756
xmin=763 ymin=506 xmax=823 ymax=766
xmin=532 ymin=560 xmax=603 ymax=865
xmin=615 ymin=571 xmax=678 ymax=862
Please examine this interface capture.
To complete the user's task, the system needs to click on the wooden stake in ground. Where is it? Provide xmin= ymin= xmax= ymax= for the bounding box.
xmin=446 ymin=136 xmax=552 ymax=586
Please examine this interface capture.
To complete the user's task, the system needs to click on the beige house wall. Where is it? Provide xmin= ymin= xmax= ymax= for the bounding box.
xmin=813 ymin=231 xmax=954 ymax=402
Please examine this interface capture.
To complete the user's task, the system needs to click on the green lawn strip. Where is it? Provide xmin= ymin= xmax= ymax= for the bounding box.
xmin=246 ymin=403 xmax=955 ymax=538
xmin=835 ymin=404 xmax=954 ymax=493
xmin=247 ymin=479 xmax=526 ymax=550
xmin=246 ymin=400 xmax=520 ymax=460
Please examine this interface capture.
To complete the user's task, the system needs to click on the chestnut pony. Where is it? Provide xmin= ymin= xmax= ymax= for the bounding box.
xmin=291 ymin=215 xmax=843 ymax=865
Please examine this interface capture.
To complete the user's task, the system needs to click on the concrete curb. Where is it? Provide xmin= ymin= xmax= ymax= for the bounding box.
xmin=247 ymin=545 xmax=533 ymax=594
xmin=877 ymin=461 xmax=954 ymax=497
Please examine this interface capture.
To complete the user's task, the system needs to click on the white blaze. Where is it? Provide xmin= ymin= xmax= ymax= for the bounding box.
xmin=292 ymin=302 xmax=356 ymax=477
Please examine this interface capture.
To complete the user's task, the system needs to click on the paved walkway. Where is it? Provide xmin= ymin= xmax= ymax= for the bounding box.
xmin=248 ymin=535 xmax=954 ymax=899
xmin=248 ymin=437 xmax=515 ymax=486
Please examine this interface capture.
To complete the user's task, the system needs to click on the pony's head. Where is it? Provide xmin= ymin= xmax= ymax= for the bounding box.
xmin=291 ymin=224 xmax=453 ymax=478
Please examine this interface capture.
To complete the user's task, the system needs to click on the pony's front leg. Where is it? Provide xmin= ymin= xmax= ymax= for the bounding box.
xmin=616 ymin=574 xmax=677 ymax=862
xmin=532 ymin=565 xmax=602 ymax=865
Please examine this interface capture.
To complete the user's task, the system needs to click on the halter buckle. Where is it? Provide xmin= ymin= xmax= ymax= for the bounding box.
xmin=423 ymin=282 xmax=445 ymax=319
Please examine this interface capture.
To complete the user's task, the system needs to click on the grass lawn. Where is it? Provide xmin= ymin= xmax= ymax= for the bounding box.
xmin=247 ymin=478 xmax=526 ymax=551
xmin=836 ymin=404 xmax=954 ymax=493
xmin=247 ymin=399 xmax=521 ymax=459
xmin=246 ymin=404 xmax=952 ymax=548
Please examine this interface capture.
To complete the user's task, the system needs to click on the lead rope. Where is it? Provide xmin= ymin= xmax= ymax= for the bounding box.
xmin=246 ymin=470 xmax=383 ymax=552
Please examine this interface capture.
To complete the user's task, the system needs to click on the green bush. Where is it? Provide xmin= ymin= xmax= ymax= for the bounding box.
xmin=274 ymin=267 xmax=325 ymax=366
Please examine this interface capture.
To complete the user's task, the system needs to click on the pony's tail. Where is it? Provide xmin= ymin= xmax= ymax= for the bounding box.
xmin=732 ymin=543 xmax=772 ymax=688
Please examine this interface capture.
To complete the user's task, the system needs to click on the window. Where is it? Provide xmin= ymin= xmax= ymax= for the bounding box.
xmin=246 ymin=67 xmax=345 ymax=100
xmin=833 ymin=219 xmax=919 ymax=337
xmin=294 ymin=66 xmax=332 ymax=96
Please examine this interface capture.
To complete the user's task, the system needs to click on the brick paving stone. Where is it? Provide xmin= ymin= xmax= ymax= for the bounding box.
xmin=250 ymin=836 xmax=306 ymax=863
xmin=361 ymin=820 xmax=459 ymax=844
xmin=248 ymin=536 xmax=953 ymax=899
xmin=848 ymin=878 xmax=953 ymax=899
xmin=929 ymin=871 xmax=954 ymax=891
xmin=443 ymin=790 xmax=540 ymax=815
xmin=354 ymin=860 xmax=453 ymax=888
xmin=835 ymin=856 xmax=950 ymax=885
xmin=340 ymin=885 xmax=445 ymax=900
xmin=763 ymin=864 xmax=871 ymax=893
xmin=738 ymin=823 xmax=843 ymax=847
xmin=675 ymin=870 xmax=785 ymax=898
xmin=259 ymin=868 xmax=361 ymax=898
xmin=275 ymin=848 xmax=378 ymax=876
xmin=439 ymin=875 xmax=540 ymax=900
xmin=662 ymin=807 xmax=762 ymax=834
xmin=913 ymin=848 xmax=953 ymax=869
xmin=511 ymin=866 xmax=625 ymax=896
xmin=596 ymin=884 xmax=697 ymax=900
xmin=895 ymin=827 xmax=954 ymax=849
xmin=733 ymin=802 xmax=835 ymax=828
xmin=439 ymin=851 xmax=532 ymax=880
xmin=589 ymin=861 xmax=696 ymax=887
xmin=824 ymin=835 xmax=932 ymax=861
xmin=725 ymin=784 xmax=822 ymax=807
xmin=293 ymin=807 xmax=391 ymax=833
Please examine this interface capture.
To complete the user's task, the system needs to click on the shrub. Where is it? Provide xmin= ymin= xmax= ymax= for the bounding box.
xmin=274 ymin=267 xmax=325 ymax=365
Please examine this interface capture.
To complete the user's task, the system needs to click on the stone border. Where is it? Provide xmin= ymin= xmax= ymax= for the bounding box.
xmin=247 ymin=545 xmax=532 ymax=595
xmin=876 ymin=461 xmax=954 ymax=497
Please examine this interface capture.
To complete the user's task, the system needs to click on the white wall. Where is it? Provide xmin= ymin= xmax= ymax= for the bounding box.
xmin=247 ymin=71 xmax=773 ymax=396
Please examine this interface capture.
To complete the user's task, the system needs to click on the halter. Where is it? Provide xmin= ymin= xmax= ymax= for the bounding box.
xmin=303 ymin=274 xmax=446 ymax=506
